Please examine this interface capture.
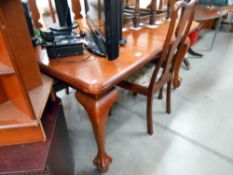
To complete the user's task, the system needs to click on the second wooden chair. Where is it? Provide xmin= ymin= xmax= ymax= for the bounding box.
xmin=118 ymin=0 xmax=196 ymax=135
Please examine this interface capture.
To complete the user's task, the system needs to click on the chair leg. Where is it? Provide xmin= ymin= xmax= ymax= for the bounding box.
xmin=158 ymin=86 xmax=163 ymax=99
xmin=109 ymin=108 xmax=112 ymax=117
xmin=146 ymin=95 xmax=153 ymax=135
xmin=166 ymin=80 xmax=171 ymax=114
xmin=183 ymin=58 xmax=190 ymax=70
xmin=65 ymin=86 xmax=69 ymax=95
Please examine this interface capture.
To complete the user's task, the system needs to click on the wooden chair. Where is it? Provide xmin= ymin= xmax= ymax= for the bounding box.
xmin=29 ymin=0 xmax=82 ymax=28
xmin=118 ymin=0 xmax=196 ymax=135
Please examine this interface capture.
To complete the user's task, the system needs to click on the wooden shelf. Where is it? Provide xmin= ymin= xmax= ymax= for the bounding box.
xmin=0 ymin=0 xmax=53 ymax=146
xmin=0 ymin=62 xmax=14 ymax=76
xmin=0 ymin=99 xmax=74 ymax=175
xmin=0 ymin=74 xmax=53 ymax=130
xmin=0 ymin=101 xmax=37 ymax=129
xmin=29 ymin=74 xmax=53 ymax=120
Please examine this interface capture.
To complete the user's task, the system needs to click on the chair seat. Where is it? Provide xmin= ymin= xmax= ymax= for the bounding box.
xmin=125 ymin=63 xmax=163 ymax=87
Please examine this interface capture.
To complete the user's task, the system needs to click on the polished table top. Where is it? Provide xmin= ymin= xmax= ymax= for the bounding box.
xmin=194 ymin=4 xmax=233 ymax=21
xmin=38 ymin=19 xmax=200 ymax=95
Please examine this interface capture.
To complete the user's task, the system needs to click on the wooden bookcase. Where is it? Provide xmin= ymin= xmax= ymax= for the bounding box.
xmin=0 ymin=0 xmax=53 ymax=146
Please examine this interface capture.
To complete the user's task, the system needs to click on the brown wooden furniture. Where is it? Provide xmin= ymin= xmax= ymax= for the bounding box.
xmin=0 ymin=98 xmax=74 ymax=175
xmin=195 ymin=4 xmax=230 ymax=21
xmin=71 ymin=0 xmax=83 ymax=20
xmin=29 ymin=0 xmax=83 ymax=28
xmin=118 ymin=0 xmax=196 ymax=135
xmin=48 ymin=0 xmax=56 ymax=23
xmin=37 ymin=18 xmax=199 ymax=172
xmin=28 ymin=0 xmax=43 ymax=28
xmin=194 ymin=4 xmax=233 ymax=50
xmin=0 ymin=0 xmax=53 ymax=146
xmin=123 ymin=0 xmax=171 ymax=28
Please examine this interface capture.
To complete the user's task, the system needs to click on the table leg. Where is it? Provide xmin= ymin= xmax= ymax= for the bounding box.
xmin=188 ymin=47 xmax=203 ymax=57
xmin=28 ymin=0 xmax=43 ymax=28
xmin=75 ymin=89 xmax=118 ymax=172
xmin=209 ymin=15 xmax=223 ymax=51
xmin=173 ymin=38 xmax=190 ymax=88
xmin=229 ymin=12 xmax=233 ymax=32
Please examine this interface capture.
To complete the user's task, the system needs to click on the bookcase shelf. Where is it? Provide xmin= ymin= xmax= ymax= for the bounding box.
xmin=0 ymin=74 xmax=53 ymax=130
xmin=0 ymin=101 xmax=37 ymax=129
xmin=0 ymin=62 xmax=14 ymax=76
xmin=0 ymin=0 xmax=53 ymax=146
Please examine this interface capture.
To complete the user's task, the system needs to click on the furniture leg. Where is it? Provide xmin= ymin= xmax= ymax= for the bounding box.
xmin=188 ymin=47 xmax=203 ymax=57
xmin=183 ymin=58 xmax=191 ymax=70
xmin=48 ymin=0 xmax=56 ymax=23
xmin=173 ymin=38 xmax=190 ymax=88
xmin=146 ymin=94 xmax=153 ymax=135
xmin=133 ymin=0 xmax=140 ymax=28
xmin=50 ymin=88 xmax=56 ymax=102
xmin=28 ymin=0 xmax=43 ymax=28
xmin=166 ymin=80 xmax=171 ymax=114
xmin=71 ymin=0 xmax=83 ymax=20
xmin=209 ymin=15 xmax=223 ymax=51
xmin=229 ymin=12 xmax=233 ymax=32
xmin=65 ymin=86 xmax=69 ymax=95
xmin=75 ymin=89 xmax=118 ymax=172
xmin=158 ymin=86 xmax=163 ymax=99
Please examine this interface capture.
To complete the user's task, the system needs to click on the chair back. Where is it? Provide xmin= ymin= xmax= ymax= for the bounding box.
xmin=149 ymin=0 xmax=196 ymax=90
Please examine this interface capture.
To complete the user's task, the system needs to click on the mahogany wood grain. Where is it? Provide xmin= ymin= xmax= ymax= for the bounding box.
xmin=28 ymin=0 xmax=43 ymax=28
xmin=29 ymin=74 xmax=54 ymax=120
xmin=0 ymin=75 xmax=53 ymax=145
xmin=0 ymin=100 xmax=37 ymax=129
xmin=0 ymin=0 xmax=53 ymax=147
xmin=194 ymin=4 xmax=229 ymax=21
xmin=0 ymin=32 xmax=12 ymax=67
xmin=38 ymin=20 xmax=200 ymax=95
xmin=194 ymin=4 xmax=233 ymax=29
xmin=173 ymin=38 xmax=190 ymax=88
xmin=0 ymin=121 xmax=45 ymax=146
xmin=0 ymin=81 xmax=7 ymax=104
xmin=118 ymin=0 xmax=196 ymax=135
xmin=38 ymin=17 xmax=199 ymax=173
xmin=0 ymin=0 xmax=42 ymax=91
xmin=0 ymin=74 xmax=35 ymax=121
xmin=75 ymin=88 xmax=118 ymax=172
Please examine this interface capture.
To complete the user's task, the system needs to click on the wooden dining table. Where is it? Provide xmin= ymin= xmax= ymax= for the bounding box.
xmin=194 ymin=4 xmax=233 ymax=50
xmin=37 ymin=19 xmax=200 ymax=172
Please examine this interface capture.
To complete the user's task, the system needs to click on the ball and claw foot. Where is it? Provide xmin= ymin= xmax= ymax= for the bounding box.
xmin=173 ymin=77 xmax=183 ymax=89
xmin=93 ymin=153 xmax=112 ymax=172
